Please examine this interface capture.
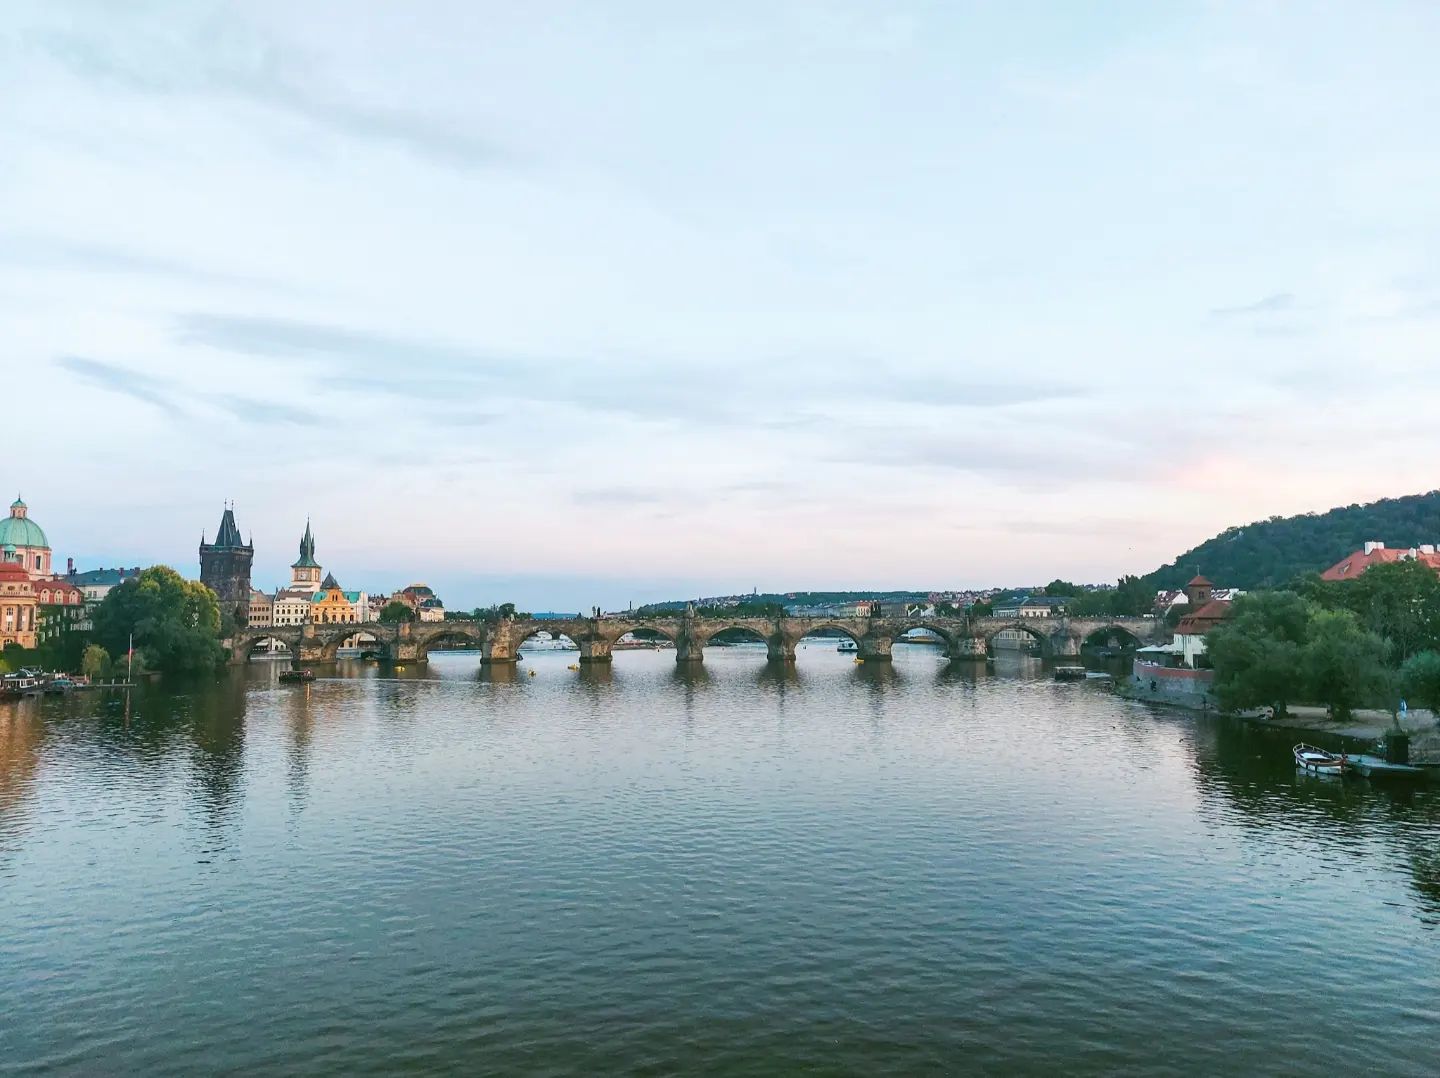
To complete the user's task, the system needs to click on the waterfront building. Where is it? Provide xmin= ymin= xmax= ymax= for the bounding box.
xmin=0 ymin=561 xmax=38 ymax=649
xmin=65 ymin=565 xmax=144 ymax=604
xmin=35 ymin=579 xmax=86 ymax=649
xmin=63 ymin=565 xmax=143 ymax=632
xmin=992 ymin=595 xmax=1066 ymax=618
xmin=1172 ymin=576 xmax=1233 ymax=667
xmin=247 ymin=590 xmax=274 ymax=628
xmin=272 ymin=587 xmax=313 ymax=626
xmin=1321 ymin=540 xmax=1440 ymax=581
xmin=399 ymin=583 xmax=445 ymax=621
xmin=0 ymin=498 xmax=53 ymax=580
xmin=199 ymin=504 xmax=253 ymax=626
xmin=311 ymin=573 xmax=360 ymax=624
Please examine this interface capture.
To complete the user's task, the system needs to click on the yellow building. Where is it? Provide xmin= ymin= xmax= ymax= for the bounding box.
xmin=0 ymin=562 xmax=38 ymax=650
xmin=311 ymin=573 xmax=358 ymax=624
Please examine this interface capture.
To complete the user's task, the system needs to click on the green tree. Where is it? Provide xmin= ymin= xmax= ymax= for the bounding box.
xmin=1045 ymin=579 xmax=1080 ymax=597
xmin=1206 ymin=591 xmax=1314 ymax=715
xmin=91 ymin=566 xmax=223 ymax=674
xmin=1066 ymin=591 xmax=1112 ymax=616
xmin=1400 ymin=650 xmax=1440 ymax=720
xmin=81 ymin=643 xmax=110 ymax=680
xmin=1330 ymin=559 xmax=1440 ymax=662
xmin=968 ymin=600 xmax=993 ymax=617
xmin=1300 ymin=609 xmax=1389 ymax=720
xmin=378 ymin=600 xmax=415 ymax=624
xmin=1110 ymin=574 xmax=1153 ymax=617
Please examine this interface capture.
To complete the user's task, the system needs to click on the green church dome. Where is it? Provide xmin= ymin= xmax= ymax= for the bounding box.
xmin=0 ymin=499 xmax=48 ymax=549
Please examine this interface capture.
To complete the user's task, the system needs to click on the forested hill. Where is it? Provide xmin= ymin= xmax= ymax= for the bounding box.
xmin=1146 ymin=490 xmax=1440 ymax=590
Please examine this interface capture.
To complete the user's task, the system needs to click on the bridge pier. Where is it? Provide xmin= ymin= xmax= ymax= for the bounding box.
xmin=393 ymin=641 xmax=423 ymax=663
xmin=481 ymin=641 xmax=517 ymax=664
xmin=857 ymin=635 xmax=893 ymax=662
xmin=947 ymin=636 xmax=988 ymax=661
xmin=1050 ymin=634 xmax=1082 ymax=659
xmin=767 ymin=635 xmax=796 ymax=663
xmin=675 ymin=632 xmax=704 ymax=663
xmin=579 ymin=638 xmax=613 ymax=664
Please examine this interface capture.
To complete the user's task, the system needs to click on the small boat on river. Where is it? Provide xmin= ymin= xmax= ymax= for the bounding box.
xmin=278 ymin=669 xmax=315 ymax=684
xmin=1293 ymin=743 xmax=1353 ymax=775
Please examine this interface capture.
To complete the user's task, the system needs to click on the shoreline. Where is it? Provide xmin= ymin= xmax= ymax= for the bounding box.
xmin=1114 ymin=680 xmax=1440 ymax=763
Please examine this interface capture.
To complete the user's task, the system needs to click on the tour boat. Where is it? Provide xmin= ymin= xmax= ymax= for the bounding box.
xmin=837 ymin=640 xmax=858 ymax=653
xmin=0 ymin=676 xmax=44 ymax=699
xmin=278 ymin=669 xmax=315 ymax=684
xmin=1293 ymin=743 xmax=1353 ymax=775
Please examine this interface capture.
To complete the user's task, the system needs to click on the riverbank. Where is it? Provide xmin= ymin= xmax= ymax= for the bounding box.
xmin=1115 ymin=678 xmax=1440 ymax=763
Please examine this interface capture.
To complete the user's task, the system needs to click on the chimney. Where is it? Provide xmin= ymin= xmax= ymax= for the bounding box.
xmin=1363 ymin=541 xmax=1384 ymax=555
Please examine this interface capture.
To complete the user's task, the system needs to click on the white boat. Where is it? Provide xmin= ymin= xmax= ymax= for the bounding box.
xmin=1293 ymin=743 xmax=1353 ymax=775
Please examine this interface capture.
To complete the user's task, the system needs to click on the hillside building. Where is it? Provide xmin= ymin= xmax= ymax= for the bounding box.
xmin=1321 ymin=541 xmax=1440 ymax=581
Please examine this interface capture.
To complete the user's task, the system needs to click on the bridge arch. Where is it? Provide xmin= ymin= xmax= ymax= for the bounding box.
xmin=981 ymin=620 xmax=1053 ymax=656
xmin=795 ymin=621 xmax=864 ymax=646
xmin=888 ymin=621 xmax=958 ymax=649
xmin=413 ymin=624 xmax=486 ymax=659
xmin=320 ymin=627 xmax=388 ymax=660
xmin=1080 ymin=623 xmax=1143 ymax=650
xmin=600 ymin=622 xmax=676 ymax=647
xmin=240 ymin=633 xmax=296 ymax=661
xmin=702 ymin=623 xmax=770 ymax=646
xmin=514 ymin=626 xmax=582 ymax=652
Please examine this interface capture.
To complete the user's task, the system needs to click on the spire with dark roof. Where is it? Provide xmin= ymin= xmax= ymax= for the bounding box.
xmin=320 ymin=571 xmax=340 ymax=591
xmin=292 ymin=518 xmax=320 ymax=568
xmin=212 ymin=505 xmax=248 ymax=549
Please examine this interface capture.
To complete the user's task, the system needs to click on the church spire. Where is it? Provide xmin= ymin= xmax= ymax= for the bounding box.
xmin=292 ymin=518 xmax=320 ymax=569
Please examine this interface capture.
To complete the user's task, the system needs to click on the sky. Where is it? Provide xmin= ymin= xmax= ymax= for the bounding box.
xmin=5 ymin=1 xmax=1440 ymax=611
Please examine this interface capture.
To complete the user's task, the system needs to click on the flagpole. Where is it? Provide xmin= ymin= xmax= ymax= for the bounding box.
xmin=127 ymin=632 xmax=133 ymax=683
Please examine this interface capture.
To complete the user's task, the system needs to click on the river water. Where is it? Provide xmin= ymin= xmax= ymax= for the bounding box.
xmin=3 ymin=643 xmax=1438 ymax=1075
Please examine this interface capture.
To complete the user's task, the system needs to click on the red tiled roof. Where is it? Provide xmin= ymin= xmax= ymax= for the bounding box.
xmin=1187 ymin=575 xmax=1212 ymax=586
xmin=1321 ymin=548 xmax=1440 ymax=581
xmin=36 ymin=581 xmax=83 ymax=604
xmin=1176 ymin=599 xmax=1232 ymax=635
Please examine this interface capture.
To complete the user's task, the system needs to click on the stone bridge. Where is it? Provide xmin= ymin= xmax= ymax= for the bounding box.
xmin=229 ymin=613 xmax=1162 ymax=666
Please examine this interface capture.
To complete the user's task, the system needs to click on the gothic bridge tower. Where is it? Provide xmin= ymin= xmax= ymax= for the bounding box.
xmin=199 ymin=503 xmax=254 ymax=625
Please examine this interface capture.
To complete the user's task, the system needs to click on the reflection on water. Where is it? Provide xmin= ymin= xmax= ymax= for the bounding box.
xmin=3 ymin=643 xmax=1439 ymax=1074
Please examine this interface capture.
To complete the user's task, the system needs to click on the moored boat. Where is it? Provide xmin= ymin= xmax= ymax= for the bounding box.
xmin=278 ymin=669 xmax=315 ymax=683
xmin=0 ymin=678 xmax=44 ymax=700
xmin=1293 ymin=743 xmax=1353 ymax=775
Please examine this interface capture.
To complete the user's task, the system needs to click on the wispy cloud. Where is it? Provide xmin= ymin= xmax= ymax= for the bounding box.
xmin=208 ymin=395 xmax=318 ymax=426
xmin=56 ymin=355 xmax=182 ymax=415
xmin=174 ymin=311 xmax=1081 ymax=430
xmin=56 ymin=356 xmax=318 ymax=428
xmin=2 ymin=235 xmax=276 ymax=290
xmin=1209 ymin=292 xmax=1296 ymax=317
xmin=32 ymin=18 xmax=499 ymax=168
